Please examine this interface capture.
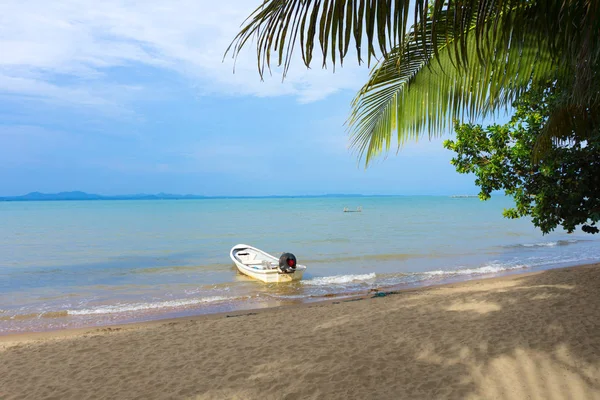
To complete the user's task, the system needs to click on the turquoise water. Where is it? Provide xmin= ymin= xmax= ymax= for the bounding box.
xmin=1 ymin=196 xmax=599 ymax=333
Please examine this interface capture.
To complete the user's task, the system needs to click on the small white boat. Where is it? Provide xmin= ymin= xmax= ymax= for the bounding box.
xmin=230 ymin=244 xmax=306 ymax=283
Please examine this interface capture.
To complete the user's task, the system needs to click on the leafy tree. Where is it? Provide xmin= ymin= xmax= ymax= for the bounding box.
xmin=227 ymin=1 xmax=600 ymax=232
xmin=444 ymin=85 xmax=600 ymax=234
xmin=227 ymin=1 xmax=600 ymax=163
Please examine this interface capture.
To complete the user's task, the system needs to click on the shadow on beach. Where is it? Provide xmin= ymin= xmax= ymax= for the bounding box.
xmin=1 ymin=264 xmax=599 ymax=399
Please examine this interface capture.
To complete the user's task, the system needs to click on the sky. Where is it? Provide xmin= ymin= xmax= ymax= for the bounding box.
xmin=0 ymin=0 xmax=484 ymax=196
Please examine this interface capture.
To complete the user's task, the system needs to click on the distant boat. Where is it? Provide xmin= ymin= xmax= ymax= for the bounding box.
xmin=230 ymin=244 xmax=307 ymax=283
xmin=450 ymin=195 xmax=478 ymax=198
xmin=343 ymin=206 xmax=363 ymax=213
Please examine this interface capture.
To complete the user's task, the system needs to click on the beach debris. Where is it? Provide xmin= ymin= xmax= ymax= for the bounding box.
xmin=226 ymin=312 xmax=258 ymax=318
xmin=342 ymin=298 xmax=364 ymax=302
xmin=371 ymin=291 xmax=399 ymax=298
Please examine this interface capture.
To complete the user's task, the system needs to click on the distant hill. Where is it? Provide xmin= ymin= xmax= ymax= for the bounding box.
xmin=9 ymin=191 xmax=105 ymax=201
xmin=0 ymin=191 xmax=207 ymax=201
xmin=0 ymin=191 xmax=367 ymax=201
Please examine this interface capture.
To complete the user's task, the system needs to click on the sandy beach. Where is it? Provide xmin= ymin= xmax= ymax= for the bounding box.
xmin=2 ymin=264 xmax=600 ymax=399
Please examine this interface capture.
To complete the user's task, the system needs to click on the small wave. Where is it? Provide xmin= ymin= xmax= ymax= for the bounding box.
xmin=522 ymin=241 xmax=559 ymax=247
xmin=0 ymin=311 xmax=69 ymax=321
xmin=556 ymin=239 xmax=582 ymax=246
xmin=303 ymin=273 xmax=377 ymax=286
xmin=424 ymin=263 xmax=527 ymax=277
xmin=522 ymin=254 xmax=597 ymax=268
xmin=512 ymin=239 xmax=582 ymax=248
xmin=68 ymin=296 xmax=234 ymax=315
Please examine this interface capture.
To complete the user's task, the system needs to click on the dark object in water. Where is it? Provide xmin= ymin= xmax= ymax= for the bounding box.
xmin=372 ymin=291 xmax=399 ymax=298
xmin=343 ymin=206 xmax=363 ymax=213
xmin=278 ymin=253 xmax=297 ymax=273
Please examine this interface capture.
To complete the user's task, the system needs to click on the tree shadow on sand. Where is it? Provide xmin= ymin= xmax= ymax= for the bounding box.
xmin=0 ymin=265 xmax=599 ymax=400
xmin=365 ymin=266 xmax=600 ymax=399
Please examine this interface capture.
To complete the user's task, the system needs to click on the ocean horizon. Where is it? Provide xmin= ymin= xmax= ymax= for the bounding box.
xmin=1 ymin=195 xmax=599 ymax=334
xmin=0 ymin=191 xmax=477 ymax=201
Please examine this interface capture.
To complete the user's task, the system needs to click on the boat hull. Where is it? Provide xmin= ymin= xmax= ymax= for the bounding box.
xmin=230 ymin=244 xmax=306 ymax=283
xmin=235 ymin=264 xmax=305 ymax=283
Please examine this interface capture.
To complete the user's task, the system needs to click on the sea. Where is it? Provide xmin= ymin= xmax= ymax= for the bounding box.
xmin=1 ymin=195 xmax=599 ymax=334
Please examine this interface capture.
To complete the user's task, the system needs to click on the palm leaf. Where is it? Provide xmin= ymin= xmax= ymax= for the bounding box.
xmin=349 ymin=9 xmax=557 ymax=165
xmin=226 ymin=1 xmax=600 ymax=163
xmin=226 ymin=0 xmax=421 ymax=78
xmin=227 ymin=1 xmax=599 ymax=79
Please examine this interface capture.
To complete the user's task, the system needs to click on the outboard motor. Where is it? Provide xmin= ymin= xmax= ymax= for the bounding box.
xmin=278 ymin=252 xmax=297 ymax=274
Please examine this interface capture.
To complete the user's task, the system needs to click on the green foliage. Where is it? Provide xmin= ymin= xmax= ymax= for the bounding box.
xmin=228 ymin=0 xmax=600 ymax=233
xmin=228 ymin=1 xmax=600 ymax=162
xmin=444 ymin=87 xmax=600 ymax=234
xmin=348 ymin=7 xmax=555 ymax=164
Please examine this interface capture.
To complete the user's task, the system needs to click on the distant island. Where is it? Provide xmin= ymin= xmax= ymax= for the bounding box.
xmin=0 ymin=191 xmax=368 ymax=202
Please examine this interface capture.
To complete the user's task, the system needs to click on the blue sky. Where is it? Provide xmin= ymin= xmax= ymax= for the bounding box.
xmin=0 ymin=1 xmax=483 ymax=196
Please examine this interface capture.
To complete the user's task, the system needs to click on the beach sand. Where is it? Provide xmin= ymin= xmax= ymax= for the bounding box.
xmin=1 ymin=264 xmax=600 ymax=399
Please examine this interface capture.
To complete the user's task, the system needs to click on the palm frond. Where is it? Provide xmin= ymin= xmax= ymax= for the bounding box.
xmin=534 ymin=101 xmax=600 ymax=161
xmin=227 ymin=1 xmax=599 ymax=80
xmin=226 ymin=0 xmax=423 ymax=78
xmin=349 ymin=10 xmax=557 ymax=165
xmin=227 ymin=0 xmax=600 ymax=164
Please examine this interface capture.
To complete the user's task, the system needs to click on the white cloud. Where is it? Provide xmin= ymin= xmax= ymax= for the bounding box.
xmin=0 ymin=0 xmax=369 ymax=108
xmin=0 ymin=74 xmax=134 ymax=108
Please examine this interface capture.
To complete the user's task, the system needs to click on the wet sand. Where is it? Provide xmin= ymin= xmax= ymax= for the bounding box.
xmin=1 ymin=264 xmax=600 ymax=399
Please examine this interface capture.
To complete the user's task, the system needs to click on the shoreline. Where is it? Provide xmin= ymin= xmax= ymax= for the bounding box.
xmin=2 ymin=262 xmax=599 ymax=399
xmin=4 ymin=196 xmax=599 ymax=338
xmin=1 ymin=257 xmax=549 ymax=336
xmin=0 ymin=262 xmax=592 ymax=346
xmin=0 ymin=263 xmax=552 ymax=339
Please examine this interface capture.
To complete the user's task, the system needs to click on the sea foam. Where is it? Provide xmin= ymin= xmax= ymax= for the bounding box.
xmin=424 ymin=263 xmax=527 ymax=277
xmin=302 ymin=273 xmax=377 ymax=286
xmin=68 ymin=296 xmax=233 ymax=315
xmin=517 ymin=239 xmax=580 ymax=248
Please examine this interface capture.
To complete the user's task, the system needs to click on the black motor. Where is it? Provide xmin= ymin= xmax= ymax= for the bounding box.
xmin=278 ymin=252 xmax=297 ymax=273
